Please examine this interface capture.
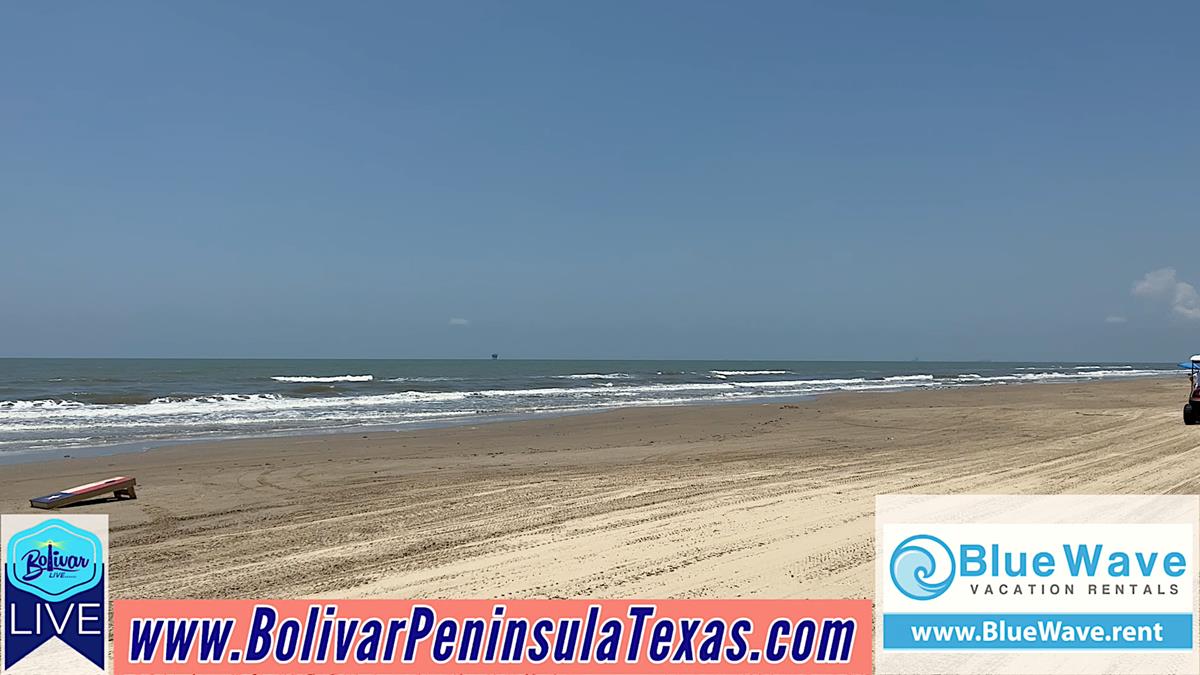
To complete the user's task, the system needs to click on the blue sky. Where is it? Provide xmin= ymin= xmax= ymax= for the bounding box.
xmin=2 ymin=1 xmax=1197 ymax=360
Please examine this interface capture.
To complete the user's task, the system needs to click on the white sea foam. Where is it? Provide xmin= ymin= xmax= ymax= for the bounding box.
xmin=950 ymin=369 xmax=1169 ymax=384
xmin=0 ymin=383 xmax=738 ymax=426
xmin=728 ymin=377 xmax=867 ymax=389
xmin=471 ymin=382 xmax=738 ymax=398
xmin=1019 ymin=369 xmax=1165 ymax=379
xmin=0 ymin=391 xmax=468 ymax=422
xmin=150 ymin=393 xmax=284 ymax=405
xmin=271 ymin=375 xmax=374 ymax=383
xmin=386 ymin=376 xmax=464 ymax=382
xmin=554 ymin=373 xmax=633 ymax=380
xmin=0 ymin=399 xmax=86 ymax=410
xmin=710 ymin=370 xmax=790 ymax=376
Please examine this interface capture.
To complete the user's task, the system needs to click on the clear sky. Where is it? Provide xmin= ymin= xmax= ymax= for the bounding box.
xmin=2 ymin=1 xmax=1197 ymax=360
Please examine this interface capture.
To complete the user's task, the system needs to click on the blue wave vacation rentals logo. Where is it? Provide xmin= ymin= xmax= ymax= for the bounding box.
xmin=877 ymin=495 xmax=1199 ymax=669
xmin=889 ymin=534 xmax=956 ymax=600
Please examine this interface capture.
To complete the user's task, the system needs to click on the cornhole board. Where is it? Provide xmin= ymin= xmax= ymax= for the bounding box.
xmin=30 ymin=476 xmax=137 ymax=509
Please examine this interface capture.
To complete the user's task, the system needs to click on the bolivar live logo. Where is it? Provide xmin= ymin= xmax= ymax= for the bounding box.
xmin=2 ymin=515 xmax=108 ymax=674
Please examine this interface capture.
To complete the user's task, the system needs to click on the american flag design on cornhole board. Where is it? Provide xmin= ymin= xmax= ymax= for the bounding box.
xmin=29 ymin=477 xmax=135 ymax=509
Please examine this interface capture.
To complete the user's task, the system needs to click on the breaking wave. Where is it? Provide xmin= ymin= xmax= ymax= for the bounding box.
xmin=271 ymin=375 xmax=374 ymax=383
xmin=0 ymin=361 xmax=1176 ymax=456
xmin=710 ymin=370 xmax=790 ymax=376
xmin=553 ymin=373 xmax=633 ymax=380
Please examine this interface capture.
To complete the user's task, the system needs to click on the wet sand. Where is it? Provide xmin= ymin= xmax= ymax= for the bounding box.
xmin=0 ymin=377 xmax=1195 ymax=600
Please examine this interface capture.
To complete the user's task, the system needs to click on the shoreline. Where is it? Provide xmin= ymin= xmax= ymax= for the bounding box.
xmin=0 ymin=393 xmax=824 ymax=466
xmin=1 ymin=376 xmax=1194 ymax=600
xmin=0 ymin=373 xmax=1176 ymax=466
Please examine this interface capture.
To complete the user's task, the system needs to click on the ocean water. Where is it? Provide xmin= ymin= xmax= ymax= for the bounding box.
xmin=0 ymin=358 xmax=1176 ymax=460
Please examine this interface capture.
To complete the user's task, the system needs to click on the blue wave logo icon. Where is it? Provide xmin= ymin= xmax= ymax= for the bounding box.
xmin=890 ymin=534 xmax=955 ymax=600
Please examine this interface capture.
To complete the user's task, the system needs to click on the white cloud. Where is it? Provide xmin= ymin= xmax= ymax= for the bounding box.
xmin=1104 ymin=315 xmax=1127 ymax=324
xmin=1133 ymin=268 xmax=1179 ymax=297
xmin=448 ymin=317 xmax=471 ymax=327
xmin=1132 ymin=267 xmax=1200 ymax=319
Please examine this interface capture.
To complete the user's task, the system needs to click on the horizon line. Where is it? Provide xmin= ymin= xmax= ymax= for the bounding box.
xmin=0 ymin=355 xmax=1173 ymax=363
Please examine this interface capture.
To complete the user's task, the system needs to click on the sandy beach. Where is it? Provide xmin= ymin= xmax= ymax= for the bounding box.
xmin=1 ymin=377 xmax=1195 ymax=601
